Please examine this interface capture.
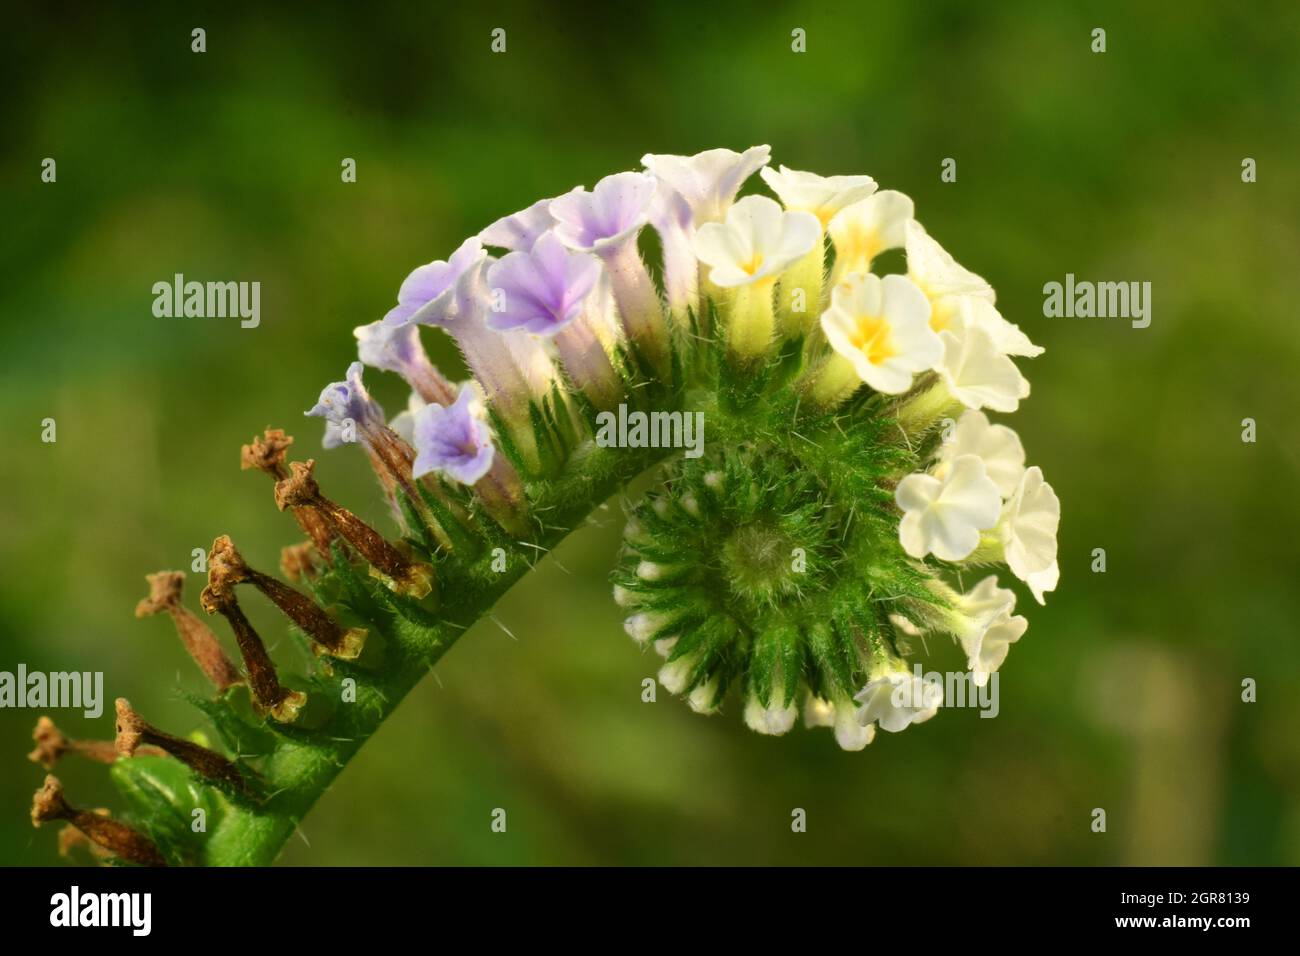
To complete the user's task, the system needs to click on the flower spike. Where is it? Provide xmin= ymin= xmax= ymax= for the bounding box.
xmin=22 ymin=148 xmax=1063 ymax=870
xmin=31 ymin=775 xmax=167 ymax=867
xmin=135 ymin=571 xmax=243 ymax=691
xmin=208 ymin=534 xmax=367 ymax=660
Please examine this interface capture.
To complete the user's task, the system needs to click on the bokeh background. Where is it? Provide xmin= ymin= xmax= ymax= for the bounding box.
xmin=3 ymin=1 xmax=1298 ymax=865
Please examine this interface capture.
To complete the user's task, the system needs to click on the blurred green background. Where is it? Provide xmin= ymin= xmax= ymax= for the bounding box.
xmin=3 ymin=1 xmax=1298 ymax=865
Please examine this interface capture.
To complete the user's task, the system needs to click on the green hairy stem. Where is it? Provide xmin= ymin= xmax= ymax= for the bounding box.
xmin=121 ymin=439 xmax=670 ymax=868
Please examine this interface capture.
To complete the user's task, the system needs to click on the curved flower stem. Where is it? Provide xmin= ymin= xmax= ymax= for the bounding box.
xmin=202 ymin=446 xmax=671 ymax=867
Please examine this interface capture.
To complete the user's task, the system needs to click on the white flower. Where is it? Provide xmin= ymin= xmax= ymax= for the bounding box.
xmin=937 ymin=321 xmax=1029 ymax=413
xmin=854 ymin=670 xmax=942 ymax=733
xmin=641 ymin=145 xmax=770 ymax=224
xmin=759 ymin=165 xmax=877 ymax=226
xmin=949 ymin=575 xmax=1017 ymax=640
xmin=1026 ymin=560 xmax=1059 ymax=606
xmin=744 ymin=689 xmax=798 ymax=735
xmin=896 ymin=454 xmax=1002 ymax=561
xmin=946 ymin=575 xmax=1023 ymax=686
xmin=904 ymin=219 xmax=994 ymax=333
xmin=935 ymin=410 xmax=1026 ymax=497
xmin=820 ymin=273 xmax=942 ymax=394
xmin=692 ymin=195 xmax=820 ymax=287
xmin=964 ymin=609 xmax=1027 ymax=688
xmin=833 ymin=703 xmax=876 ymax=750
xmin=827 ymin=191 xmax=914 ymax=278
xmin=803 ymin=693 xmax=877 ymax=749
xmin=961 ymin=296 xmax=1043 ymax=358
xmin=1001 ymin=466 xmax=1060 ymax=583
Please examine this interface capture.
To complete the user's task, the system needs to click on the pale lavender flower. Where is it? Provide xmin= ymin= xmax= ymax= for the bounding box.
xmin=412 ymin=385 xmax=495 ymax=485
xmin=486 ymin=233 xmax=621 ymax=407
xmin=385 ymin=237 xmax=557 ymax=417
xmin=648 ymin=185 xmax=699 ymax=322
xmin=306 ymin=361 xmax=386 ymax=449
xmin=383 ymin=237 xmax=486 ymax=328
xmin=353 ymin=320 xmax=456 ymax=406
xmin=305 ymin=361 xmax=426 ymax=518
xmin=479 ymin=196 xmax=562 ymax=252
xmin=550 ymin=172 xmax=666 ymax=362
xmin=550 ymin=173 xmax=656 ymax=253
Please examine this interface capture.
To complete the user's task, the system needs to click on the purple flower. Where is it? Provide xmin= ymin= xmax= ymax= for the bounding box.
xmin=485 ymin=232 xmax=601 ymax=336
xmin=354 ymin=320 xmax=457 ymax=406
xmin=479 ymin=197 xmax=561 ymax=252
xmin=305 ymin=361 xmax=386 ymax=449
xmin=485 ymin=234 xmax=623 ymax=407
xmin=412 ymin=386 xmax=495 ymax=485
xmin=546 ymin=172 xmax=667 ymax=367
xmin=549 ymin=172 xmax=657 ymax=253
xmin=383 ymin=237 xmax=486 ymax=328
xmin=355 ymin=320 xmax=427 ymax=375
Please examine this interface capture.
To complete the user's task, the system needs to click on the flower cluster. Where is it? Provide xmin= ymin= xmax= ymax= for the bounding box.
xmin=312 ymin=145 xmax=1058 ymax=751
xmin=24 ymin=145 xmax=1064 ymax=872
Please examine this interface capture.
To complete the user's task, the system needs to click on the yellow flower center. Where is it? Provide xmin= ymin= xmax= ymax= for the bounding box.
xmin=849 ymin=312 xmax=896 ymax=365
xmin=927 ymin=293 xmax=956 ymax=332
xmin=838 ymin=226 xmax=882 ymax=274
xmin=741 ymin=252 xmax=766 ymax=276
